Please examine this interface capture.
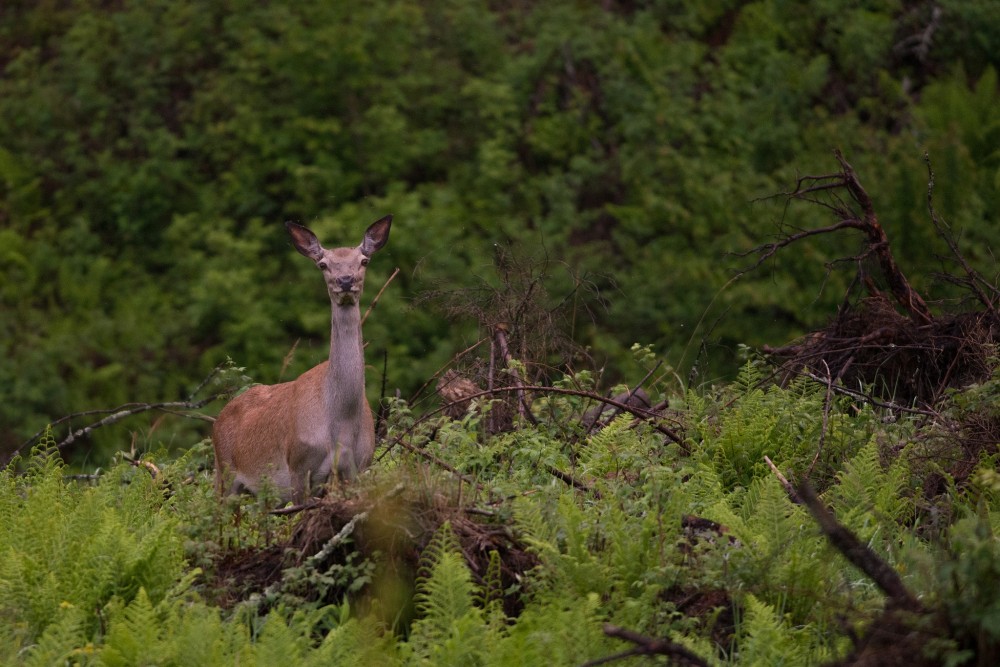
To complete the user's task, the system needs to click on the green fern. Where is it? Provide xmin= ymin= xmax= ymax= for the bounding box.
xmin=99 ymin=588 xmax=161 ymax=667
xmin=407 ymin=521 xmax=489 ymax=665
xmin=826 ymin=438 xmax=912 ymax=544
xmin=735 ymin=593 xmax=830 ymax=666
xmin=579 ymin=414 xmax=645 ymax=478
xmin=20 ymin=604 xmax=91 ymax=667
xmin=0 ymin=450 xmax=185 ymax=647
xmin=486 ymin=593 xmax=612 ymax=666
xmin=478 ymin=550 xmax=505 ymax=618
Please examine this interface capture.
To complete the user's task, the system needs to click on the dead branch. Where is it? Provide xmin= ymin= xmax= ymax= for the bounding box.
xmin=796 ymin=369 xmax=937 ymax=416
xmin=376 ymin=384 xmax=686 ymax=481
xmin=739 ymin=218 xmax=867 ymax=272
xmin=410 ymin=337 xmax=490 ymax=406
xmin=53 ymin=396 xmax=225 ymax=451
xmin=13 ymin=361 xmax=236 ymax=461
xmin=796 ymin=481 xmax=922 ymax=612
xmin=744 ymin=150 xmax=933 ymax=324
xmin=807 ymin=359 xmax=839 ymax=478
xmin=893 ymin=6 xmax=942 ymax=63
xmin=362 ymin=266 xmax=401 ymax=325
xmin=585 ymin=361 xmax=661 ymax=435
xmin=834 ymin=150 xmax=933 ymax=323
xmin=544 ymin=463 xmax=601 ymax=498
xmin=924 ymin=153 xmax=1000 ymax=313
xmin=16 ymin=393 xmax=225 ymax=458
xmin=764 ymin=455 xmax=800 ymax=503
xmin=582 ymin=623 xmax=709 ymax=667
xmin=494 ymin=324 xmax=539 ymax=425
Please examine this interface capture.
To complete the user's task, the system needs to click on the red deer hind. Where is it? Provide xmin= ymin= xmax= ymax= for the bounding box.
xmin=213 ymin=216 xmax=391 ymax=501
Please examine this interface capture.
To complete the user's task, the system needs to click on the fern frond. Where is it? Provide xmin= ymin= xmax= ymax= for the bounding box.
xmin=310 ymin=616 xmax=401 ymax=667
xmin=99 ymin=588 xmax=160 ymax=667
xmin=414 ymin=524 xmax=478 ymax=634
xmin=252 ymin=612 xmax=308 ymax=667
xmin=735 ymin=594 xmax=834 ymax=665
xmin=827 ymin=438 xmax=911 ymax=540
xmin=408 ymin=522 xmax=487 ymax=664
xmin=21 ymin=605 xmax=90 ymax=667
xmin=478 ymin=549 xmax=505 ymax=616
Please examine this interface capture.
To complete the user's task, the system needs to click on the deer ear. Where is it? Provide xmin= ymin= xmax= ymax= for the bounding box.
xmin=286 ymin=222 xmax=324 ymax=260
xmin=360 ymin=215 xmax=392 ymax=257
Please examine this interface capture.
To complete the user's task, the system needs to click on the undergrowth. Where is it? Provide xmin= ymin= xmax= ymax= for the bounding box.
xmin=3 ymin=362 xmax=1000 ymax=664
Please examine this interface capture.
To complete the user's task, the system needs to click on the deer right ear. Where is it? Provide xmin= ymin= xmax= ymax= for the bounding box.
xmin=360 ymin=215 xmax=392 ymax=257
xmin=286 ymin=222 xmax=324 ymax=261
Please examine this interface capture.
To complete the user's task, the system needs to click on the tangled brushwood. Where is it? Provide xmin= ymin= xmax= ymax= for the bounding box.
xmin=754 ymin=150 xmax=1000 ymax=414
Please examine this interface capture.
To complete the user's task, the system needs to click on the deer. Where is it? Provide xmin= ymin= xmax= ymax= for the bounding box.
xmin=212 ymin=215 xmax=392 ymax=502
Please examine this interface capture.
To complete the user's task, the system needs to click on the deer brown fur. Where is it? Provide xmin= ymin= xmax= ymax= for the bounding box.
xmin=212 ymin=216 xmax=391 ymax=501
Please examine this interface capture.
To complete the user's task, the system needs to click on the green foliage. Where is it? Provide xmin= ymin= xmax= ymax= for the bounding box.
xmin=0 ymin=442 xmax=185 ymax=645
xmin=8 ymin=368 xmax=1000 ymax=663
xmin=407 ymin=522 xmax=493 ymax=665
xmin=4 ymin=0 xmax=1000 ymax=659
xmin=2 ymin=0 xmax=999 ymax=461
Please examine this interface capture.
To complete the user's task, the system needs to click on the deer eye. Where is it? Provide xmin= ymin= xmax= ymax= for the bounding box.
xmin=317 ymin=261 xmax=328 ymax=270
xmin=360 ymin=257 xmax=369 ymax=266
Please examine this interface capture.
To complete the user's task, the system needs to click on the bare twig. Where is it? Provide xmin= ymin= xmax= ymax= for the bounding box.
xmin=924 ymin=153 xmax=999 ymax=313
xmin=764 ymin=455 xmax=800 ymax=503
xmin=797 ymin=370 xmax=936 ymax=416
xmin=893 ymin=6 xmax=942 ymax=63
xmin=586 ymin=360 xmax=662 ymax=436
xmin=409 ymin=337 xmax=489 ymax=405
xmin=739 ymin=218 xmax=867 ymax=273
xmin=807 ymin=359 xmax=837 ymax=478
xmin=376 ymin=384 xmax=685 ymax=483
xmin=17 ymin=393 xmax=225 ymax=457
xmin=362 ymin=266 xmax=400 ymax=325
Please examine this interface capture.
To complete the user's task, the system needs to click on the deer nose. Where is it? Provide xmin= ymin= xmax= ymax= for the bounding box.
xmin=336 ymin=275 xmax=354 ymax=291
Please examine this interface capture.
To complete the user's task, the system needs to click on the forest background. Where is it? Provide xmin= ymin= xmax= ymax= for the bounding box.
xmin=1 ymin=0 xmax=998 ymax=462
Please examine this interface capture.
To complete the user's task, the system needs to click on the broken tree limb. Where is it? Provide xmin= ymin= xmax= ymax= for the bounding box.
xmin=923 ymin=153 xmax=1000 ymax=313
xmin=796 ymin=481 xmax=922 ymax=612
xmin=833 ymin=150 xmax=933 ymax=324
xmin=581 ymin=624 xmax=709 ymax=667
xmin=745 ymin=150 xmax=933 ymax=325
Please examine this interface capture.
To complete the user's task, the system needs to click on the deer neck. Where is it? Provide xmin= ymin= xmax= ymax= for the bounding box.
xmin=326 ymin=302 xmax=365 ymax=419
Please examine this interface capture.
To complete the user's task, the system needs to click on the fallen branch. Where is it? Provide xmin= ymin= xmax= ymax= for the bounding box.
xmin=834 ymin=150 xmax=933 ymax=324
xmin=544 ymin=463 xmax=601 ymax=498
xmin=581 ymin=623 xmax=709 ymax=667
xmin=17 ymin=393 xmax=225 ymax=457
xmin=796 ymin=481 xmax=922 ymax=612
xmin=924 ymin=154 xmax=999 ymax=313
xmin=381 ymin=384 xmax=684 ymax=462
xmin=745 ymin=150 xmax=933 ymax=324
xmin=15 ymin=362 xmax=235 ymax=459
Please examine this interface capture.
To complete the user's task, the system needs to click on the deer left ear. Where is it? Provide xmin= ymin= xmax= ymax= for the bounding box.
xmin=286 ymin=222 xmax=324 ymax=261
xmin=361 ymin=215 xmax=392 ymax=257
